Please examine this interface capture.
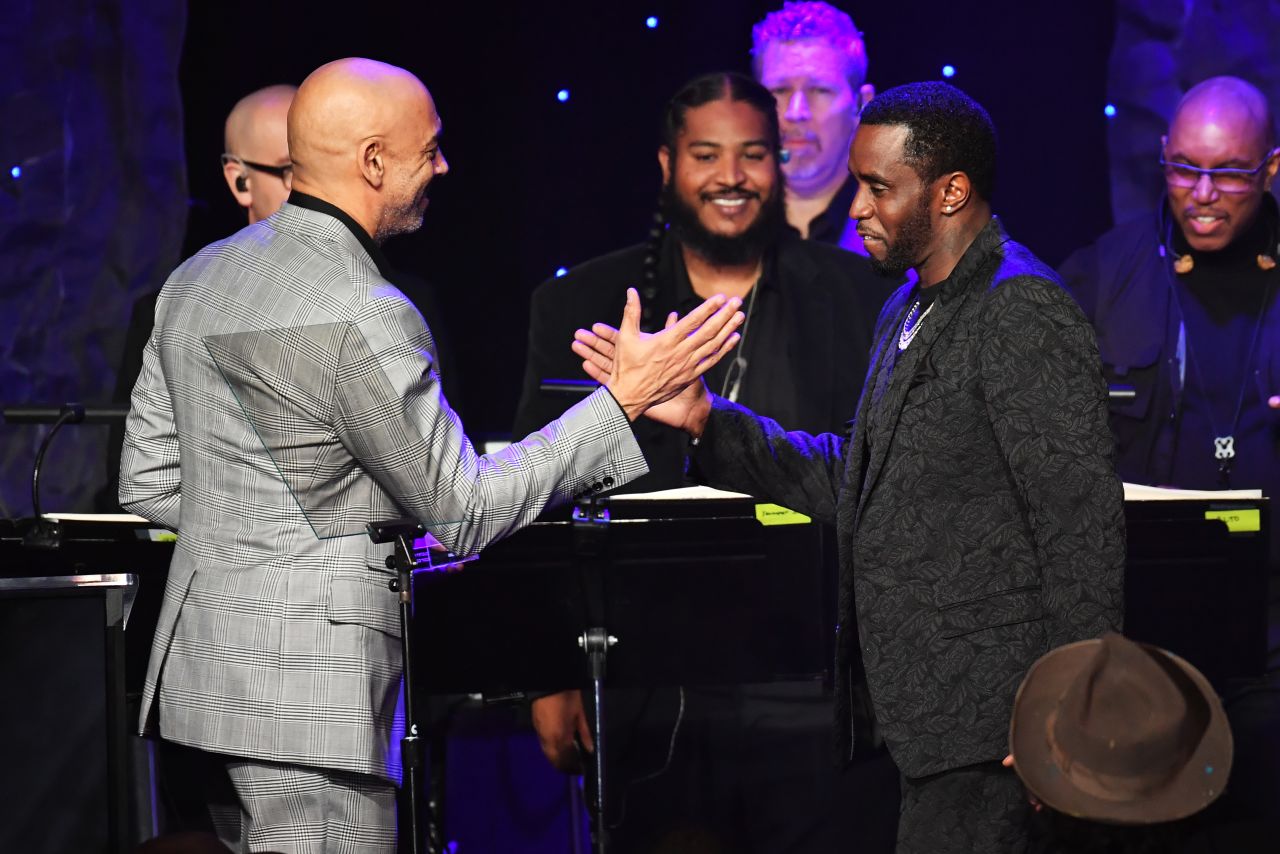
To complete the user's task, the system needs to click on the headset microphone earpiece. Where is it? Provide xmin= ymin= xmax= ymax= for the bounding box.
xmin=235 ymin=175 xmax=248 ymax=193
xmin=779 ymin=148 xmax=791 ymax=164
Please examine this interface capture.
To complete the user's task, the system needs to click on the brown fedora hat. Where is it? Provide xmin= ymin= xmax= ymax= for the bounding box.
xmin=1008 ymin=632 xmax=1232 ymax=825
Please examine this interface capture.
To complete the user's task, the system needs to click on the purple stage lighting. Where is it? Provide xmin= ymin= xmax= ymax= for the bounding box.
xmin=1104 ymin=103 xmax=1117 ymax=118
xmin=941 ymin=65 xmax=956 ymax=78
xmin=9 ymin=166 xmax=20 ymax=179
xmin=556 ymin=267 xmax=568 ymax=277
xmin=557 ymin=89 xmax=570 ymax=103
xmin=646 ymin=16 xmax=658 ymax=28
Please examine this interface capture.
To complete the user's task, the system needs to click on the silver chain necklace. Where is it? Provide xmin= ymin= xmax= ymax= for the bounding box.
xmin=898 ymin=297 xmax=936 ymax=350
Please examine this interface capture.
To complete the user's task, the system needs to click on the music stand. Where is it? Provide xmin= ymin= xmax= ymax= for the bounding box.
xmin=410 ymin=493 xmax=831 ymax=854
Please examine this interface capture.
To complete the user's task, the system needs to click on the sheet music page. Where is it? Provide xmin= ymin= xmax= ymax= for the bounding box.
xmin=42 ymin=512 xmax=154 ymax=523
xmin=1122 ymin=482 xmax=1263 ymax=501
xmin=609 ymin=485 xmax=752 ymax=501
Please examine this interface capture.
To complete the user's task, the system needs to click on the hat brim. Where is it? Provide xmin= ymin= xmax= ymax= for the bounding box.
xmin=1008 ymin=638 xmax=1233 ymax=825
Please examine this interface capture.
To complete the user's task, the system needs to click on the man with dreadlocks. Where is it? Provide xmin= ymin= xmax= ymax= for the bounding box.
xmin=513 ymin=71 xmax=896 ymax=853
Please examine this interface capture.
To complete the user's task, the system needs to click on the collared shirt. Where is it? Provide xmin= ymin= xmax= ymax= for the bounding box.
xmin=287 ymin=191 xmax=394 ymax=280
xmin=285 ymin=191 xmax=464 ymax=411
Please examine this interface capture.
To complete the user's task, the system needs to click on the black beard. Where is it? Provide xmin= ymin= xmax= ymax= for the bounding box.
xmin=870 ymin=192 xmax=934 ymax=278
xmin=660 ymin=178 xmax=786 ymax=267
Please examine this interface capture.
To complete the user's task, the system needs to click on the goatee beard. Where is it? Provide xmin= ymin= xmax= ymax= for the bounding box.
xmin=869 ymin=193 xmax=933 ymax=278
xmin=660 ymin=179 xmax=786 ymax=267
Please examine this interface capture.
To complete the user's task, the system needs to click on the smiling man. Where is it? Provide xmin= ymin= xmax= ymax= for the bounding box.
xmin=1061 ymin=76 xmax=1280 ymax=497
xmin=1060 ymin=84 xmax=1280 ymax=832
xmin=572 ymin=81 xmax=1125 ymax=853
xmin=121 ymin=58 xmax=744 ymax=852
xmin=514 ymin=71 xmax=895 ymax=853
xmin=753 ymin=1 xmax=874 ymax=250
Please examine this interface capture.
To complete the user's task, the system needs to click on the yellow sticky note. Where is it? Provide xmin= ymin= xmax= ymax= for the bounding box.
xmin=755 ymin=504 xmax=811 ymax=526
xmin=1204 ymin=508 xmax=1260 ymax=533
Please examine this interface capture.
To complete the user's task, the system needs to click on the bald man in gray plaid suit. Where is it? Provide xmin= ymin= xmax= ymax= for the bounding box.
xmin=120 ymin=58 xmax=744 ymax=853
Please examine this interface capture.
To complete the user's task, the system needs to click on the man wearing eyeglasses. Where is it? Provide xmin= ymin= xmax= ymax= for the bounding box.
xmin=1061 ymin=75 xmax=1280 ymax=831
xmin=1061 ymin=76 xmax=1279 ymax=498
xmin=219 ymin=84 xmax=297 ymax=225
xmin=97 ymin=85 xmax=300 ymax=514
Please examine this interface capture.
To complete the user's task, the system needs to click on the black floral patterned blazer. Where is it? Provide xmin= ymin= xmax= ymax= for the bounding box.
xmin=692 ymin=218 xmax=1125 ymax=778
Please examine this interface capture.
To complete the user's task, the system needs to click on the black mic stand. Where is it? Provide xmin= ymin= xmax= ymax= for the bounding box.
xmin=0 ymin=403 xmax=127 ymax=548
xmin=572 ymin=497 xmax=615 ymax=854
xmin=367 ymin=518 xmax=448 ymax=854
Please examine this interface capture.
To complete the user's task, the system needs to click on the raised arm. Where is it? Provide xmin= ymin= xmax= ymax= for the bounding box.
xmin=572 ymin=316 xmax=847 ymax=524
xmin=336 ymin=288 xmax=741 ymax=556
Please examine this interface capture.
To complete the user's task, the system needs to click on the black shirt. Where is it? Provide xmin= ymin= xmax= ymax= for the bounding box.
xmin=287 ymin=192 xmax=393 ymax=277
xmin=803 ymin=176 xmax=859 ymax=246
xmin=1169 ymin=203 xmax=1280 ymax=490
xmin=667 ymin=243 xmax=798 ymax=422
xmin=513 ymin=232 xmax=895 ymax=493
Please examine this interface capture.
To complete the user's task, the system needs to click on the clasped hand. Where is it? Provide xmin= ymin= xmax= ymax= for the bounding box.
xmin=583 ymin=288 xmax=743 ymax=423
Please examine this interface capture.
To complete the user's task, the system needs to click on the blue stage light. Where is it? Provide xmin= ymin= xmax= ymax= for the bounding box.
xmin=646 ymin=16 xmax=659 ymax=28
xmin=941 ymin=65 xmax=956 ymax=79
xmin=556 ymin=267 xmax=568 ymax=277
xmin=1104 ymin=103 xmax=1117 ymax=118
xmin=557 ymin=89 xmax=570 ymax=103
xmin=9 ymin=165 xmax=20 ymax=179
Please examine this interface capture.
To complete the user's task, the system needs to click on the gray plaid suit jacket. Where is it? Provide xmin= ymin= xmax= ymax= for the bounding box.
xmin=120 ymin=202 xmax=647 ymax=780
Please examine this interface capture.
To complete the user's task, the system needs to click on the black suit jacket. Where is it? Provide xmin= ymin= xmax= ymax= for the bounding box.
xmin=692 ymin=219 xmax=1126 ymax=777
xmin=513 ymin=233 xmax=896 ymax=491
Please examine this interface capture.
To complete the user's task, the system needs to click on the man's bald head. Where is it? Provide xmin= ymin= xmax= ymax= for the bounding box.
xmin=1163 ymin=76 xmax=1279 ymax=252
xmin=1171 ymin=76 xmax=1275 ymax=154
xmin=222 ymin=84 xmax=297 ymax=224
xmin=225 ymin=84 xmax=297 ymax=154
xmin=289 ymin=58 xmax=448 ymax=242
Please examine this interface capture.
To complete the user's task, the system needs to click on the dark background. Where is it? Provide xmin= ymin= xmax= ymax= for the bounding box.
xmin=6 ymin=3 xmax=1280 ymax=851
xmin=8 ymin=0 xmax=1280 ymax=516
xmin=0 ymin=0 xmax=1130 ymax=516
xmin=178 ymin=0 xmax=1117 ymax=436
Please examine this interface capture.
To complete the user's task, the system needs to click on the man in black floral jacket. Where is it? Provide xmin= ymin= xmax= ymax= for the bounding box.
xmin=572 ymin=82 xmax=1125 ymax=853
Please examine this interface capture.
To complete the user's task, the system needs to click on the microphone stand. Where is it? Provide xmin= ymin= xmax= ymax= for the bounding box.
xmin=367 ymin=518 xmax=450 ymax=854
xmin=0 ymin=403 xmax=125 ymax=548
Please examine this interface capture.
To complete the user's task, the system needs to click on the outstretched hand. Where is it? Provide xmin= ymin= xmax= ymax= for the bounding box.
xmin=586 ymin=288 xmax=741 ymax=423
xmin=573 ymin=306 xmax=715 ymax=436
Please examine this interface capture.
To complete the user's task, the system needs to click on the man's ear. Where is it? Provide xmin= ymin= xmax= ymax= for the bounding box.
xmin=657 ymin=146 xmax=673 ymax=186
xmin=360 ymin=138 xmax=385 ymax=188
xmin=222 ymin=161 xmax=251 ymax=209
xmin=1263 ymin=147 xmax=1280 ymax=189
xmin=857 ymin=82 xmax=875 ymax=112
xmin=939 ymin=172 xmax=972 ymax=215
